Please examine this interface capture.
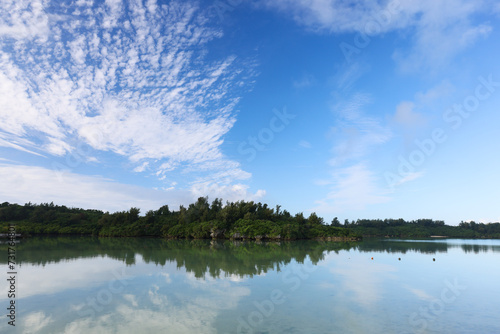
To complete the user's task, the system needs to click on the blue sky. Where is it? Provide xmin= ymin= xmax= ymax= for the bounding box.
xmin=1 ymin=0 xmax=499 ymax=224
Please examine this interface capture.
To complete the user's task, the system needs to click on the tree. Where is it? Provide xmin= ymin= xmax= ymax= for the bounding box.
xmin=210 ymin=198 xmax=223 ymax=220
xmin=127 ymin=208 xmax=140 ymax=223
xmin=307 ymin=212 xmax=324 ymax=226
xmin=331 ymin=217 xmax=341 ymax=227
xmin=155 ymin=205 xmax=170 ymax=217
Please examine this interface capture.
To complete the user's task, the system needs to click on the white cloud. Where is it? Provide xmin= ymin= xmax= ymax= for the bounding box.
xmin=103 ymin=0 xmax=124 ymax=29
xmin=392 ymin=171 xmax=424 ymax=187
xmin=258 ymin=0 xmax=492 ymax=69
xmin=0 ymin=0 xmax=51 ymax=41
xmin=160 ymin=272 xmax=172 ymax=284
xmin=0 ymin=0 xmax=255 ymax=188
xmin=0 ymin=163 xmax=264 ymax=212
xmin=133 ymin=161 xmax=149 ymax=173
xmin=0 ymin=163 xmax=193 ymax=212
xmin=414 ymin=80 xmax=454 ymax=105
xmin=63 ymin=282 xmax=250 ymax=334
xmin=391 ymin=80 xmax=454 ymax=148
xmin=329 ymin=93 xmax=392 ymax=166
xmin=0 ymin=132 xmax=45 ymax=157
xmin=190 ymin=181 xmax=266 ymax=204
xmin=298 ymin=140 xmax=311 ymax=149
xmin=2 ymin=255 xmax=250 ymax=334
xmin=123 ymin=294 xmax=139 ymax=308
xmin=393 ymin=18 xmax=491 ymax=71
xmin=65 ymin=263 xmax=250 ymax=334
xmin=393 ymin=101 xmax=425 ymax=127
xmin=292 ymin=72 xmax=315 ymax=88
xmin=404 ymin=285 xmax=434 ymax=301
xmin=23 ymin=311 xmax=54 ymax=334
xmin=395 ymin=1 xmax=493 ymax=70
xmin=312 ymin=93 xmax=393 ymax=216
xmin=313 ymin=163 xmax=390 ymax=214
xmin=0 ymin=257 xmax=128 ymax=302
xmin=329 ymin=259 xmax=397 ymax=307
xmin=332 ymin=61 xmax=370 ymax=93
xmin=257 ymin=0 xmax=404 ymax=34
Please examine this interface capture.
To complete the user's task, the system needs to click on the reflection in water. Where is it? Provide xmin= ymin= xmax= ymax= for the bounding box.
xmin=0 ymin=237 xmax=499 ymax=334
xmin=1 ymin=237 xmax=499 ymax=272
xmin=357 ymin=238 xmax=500 ymax=255
xmin=0 ymin=237 xmax=360 ymax=277
xmin=460 ymin=243 xmax=499 ymax=253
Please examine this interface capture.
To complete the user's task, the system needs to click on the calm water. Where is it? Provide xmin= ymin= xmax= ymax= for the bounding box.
xmin=1 ymin=237 xmax=499 ymax=334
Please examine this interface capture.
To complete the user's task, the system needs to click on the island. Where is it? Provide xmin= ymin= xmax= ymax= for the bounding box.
xmin=0 ymin=198 xmax=359 ymax=241
xmin=1 ymin=198 xmax=499 ymax=240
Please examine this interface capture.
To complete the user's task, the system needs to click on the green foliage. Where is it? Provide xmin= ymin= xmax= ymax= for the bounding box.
xmin=2 ymin=200 xmax=498 ymax=240
xmin=0 ymin=199 xmax=360 ymax=240
xmin=229 ymin=219 xmax=281 ymax=239
xmin=347 ymin=218 xmax=500 ymax=238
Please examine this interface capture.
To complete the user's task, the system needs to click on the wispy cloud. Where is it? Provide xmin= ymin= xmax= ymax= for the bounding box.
xmin=392 ymin=171 xmax=425 ymax=187
xmin=391 ymin=80 xmax=454 ymax=152
xmin=257 ymin=0 xmax=492 ymax=69
xmin=328 ymin=258 xmax=397 ymax=307
xmin=0 ymin=163 xmax=190 ymax=212
xmin=414 ymin=80 xmax=454 ymax=106
xmin=0 ymin=1 xmax=50 ymax=41
xmin=0 ymin=0 xmax=256 ymax=187
xmin=0 ymin=163 xmax=264 ymax=212
xmin=329 ymin=93 xmax=392 ymax=166
xmin=332 ymin=61 xmax=370 ymax=93
xmin=10 ymin=257 xmax=251 ymax=334
xmin=313 ymin=163 xmax=390 ymax=214
xmin=393 ymin=1 xmax=492 ymax=71
xmin=392 ymin=101 xmax=426 ymax=128
xmin=191 ymin=182 xmax=266 ymax=204
xmin=23 ymin=311 xmax=53 ymax=334
xmin=292 ymin=72 xmax=315 ymax=89
xmin=188 ymin=162 xmax=266 ymax=203
xmin=256 ymin=0 xmax=403 ymax=34
xmin=310 ymin=91 xmax=392 ymax=216
xmin=298 ymin=140 xmax=312 ymax=149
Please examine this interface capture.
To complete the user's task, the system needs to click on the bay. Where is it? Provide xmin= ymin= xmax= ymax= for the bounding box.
xmin=1 ymin=237 xmax=499 ymax=333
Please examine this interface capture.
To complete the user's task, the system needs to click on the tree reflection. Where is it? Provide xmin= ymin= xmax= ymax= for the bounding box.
xmin=1 ymin=237 xmax=498 ymax=279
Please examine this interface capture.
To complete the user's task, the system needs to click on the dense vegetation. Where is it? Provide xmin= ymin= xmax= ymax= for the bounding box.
xmin=1 ymin=200 xmax=498 ymax=239
xmin=0 ymin=198 xmax=359 ymax=240
xmin=343 ymin=218 xmax=500 ymax=238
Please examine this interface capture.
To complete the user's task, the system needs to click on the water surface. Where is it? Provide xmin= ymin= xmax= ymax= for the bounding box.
xmin=1 ymin=237 xmax=499 ymax=333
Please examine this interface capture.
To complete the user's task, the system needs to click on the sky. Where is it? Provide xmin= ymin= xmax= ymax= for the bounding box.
xmin=0 ymin=0 xmax=499 ymax=225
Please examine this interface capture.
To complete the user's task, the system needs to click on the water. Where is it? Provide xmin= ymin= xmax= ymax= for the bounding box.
xmin=1 ymin=237 xmax=499 ymax=333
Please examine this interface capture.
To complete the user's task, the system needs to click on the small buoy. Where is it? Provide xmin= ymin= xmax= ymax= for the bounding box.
xmin=398 ymin=258 xmax=401 ymax=261
xmin=433 ymin=258 xmax=435 ymax=261
xmin=371 ymin=257 xmax=373 ymax=260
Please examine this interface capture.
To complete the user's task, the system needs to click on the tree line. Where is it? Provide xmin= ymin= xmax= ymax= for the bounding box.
xmin=0 ymin=198 xmax=359 ymax=240
xmin=341 ymin=218 xmax=500 ymax=238
xmin=1 ymin=199 xmax=498 ymax=239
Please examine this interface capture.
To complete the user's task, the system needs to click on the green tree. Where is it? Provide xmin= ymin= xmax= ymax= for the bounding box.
xmin=331 ymin=217 xmax=341 ymax=227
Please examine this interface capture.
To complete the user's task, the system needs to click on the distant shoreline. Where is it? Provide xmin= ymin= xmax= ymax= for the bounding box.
xmin=1 ymin=200 xmax=499 ymax=239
